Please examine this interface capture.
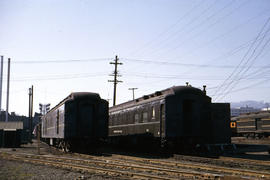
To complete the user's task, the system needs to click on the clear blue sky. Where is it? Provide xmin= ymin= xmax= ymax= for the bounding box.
xmin=0 ymin=0 xmax=270 ymax=116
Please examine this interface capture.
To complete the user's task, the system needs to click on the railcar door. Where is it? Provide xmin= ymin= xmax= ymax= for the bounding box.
xmin=160 ymin=104 xmax=165 ymax=138
xmin=78 ymin=102 xmax=94 ymax=137
xmin=183 ymin=99 xmax=194 ymax=135
xmin=56 ymin=110 xmax=59 ymax=134
xmin=255 ymin=118 xmax=262 ymax=131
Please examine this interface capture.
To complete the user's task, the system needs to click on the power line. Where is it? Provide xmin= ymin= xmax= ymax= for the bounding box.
xmin=11 ymin=73 xmax=108 ymax=82
xmin=210 ymin=77 xmax=270 ymax=97
xmin=6 ymin=69 xmax=269 ymax=83
xmin=214 ymin=17 xmax=270 ymax=98
xmin=128 ymin=0 xmax=205 ymax=56
xmin=142 ymin=6 xmax=269 ymax=60
xmin=217 ymin=35 xmax=270 ymax=101
xmin=151 ymin=0 xmax=238 ymax=57
xmin=122 ymin=72 xmax=270 ymax=81
xmin=136 ymin=0 xmax=220 ymax=57
xmin=175 ymin=33 xmax=270 ymax=77
xmin=10 ymin=58 xmax=111 ymax=64
xmin=123 ymin=10 xmax=270 ymax=74
xmin=207 ymin=67 xmax=270 ymax=91
xmin=214 ymin=17 xmax=270 ymax=101
xmin=122 ymin=58 xmax=270 ymax=69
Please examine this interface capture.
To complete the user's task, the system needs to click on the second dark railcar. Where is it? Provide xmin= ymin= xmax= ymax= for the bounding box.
xmin=109 ymin=85 xmax=231 ymax=149
xmin=42 ymin=92 xmax=108 ymax=151
xmin=232 ymin=111 xmax=270 ymax=138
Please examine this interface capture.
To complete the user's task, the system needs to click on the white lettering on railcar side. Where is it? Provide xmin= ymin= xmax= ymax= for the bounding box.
xmin=113 ymin=130 xmax=123 ymax=134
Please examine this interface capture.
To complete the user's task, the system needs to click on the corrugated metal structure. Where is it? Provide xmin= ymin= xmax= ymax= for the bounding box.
xmin=0 ymin=121 xmax=23 ymax=147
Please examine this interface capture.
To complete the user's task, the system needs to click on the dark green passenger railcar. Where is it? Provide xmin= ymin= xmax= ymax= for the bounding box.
xmin=42 ymin=92 xmax=108 ymax=152
xmin=109 ymin=85 xmax=231 ymax=149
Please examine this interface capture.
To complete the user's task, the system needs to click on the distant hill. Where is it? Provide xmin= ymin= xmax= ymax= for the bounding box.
xmin=230 ymin=101 xmax=270 ymax=109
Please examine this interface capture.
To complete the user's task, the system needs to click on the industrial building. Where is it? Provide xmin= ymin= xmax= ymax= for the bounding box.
xmin=0 ymin=121 xmax=23 ymax=147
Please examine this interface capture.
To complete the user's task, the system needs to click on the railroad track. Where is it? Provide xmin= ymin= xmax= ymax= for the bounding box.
xmin=173 ymin=154 xmax=270 ymax=170
xmin=0 ymin=152 xmax=222 ymax=179
xmin=220 ymin=156 xmax=270 ymax=166
xmin=1 ymin=149 xmax=269 ymax=179
xmin=73 ymin=153 xmax=270 ymax=179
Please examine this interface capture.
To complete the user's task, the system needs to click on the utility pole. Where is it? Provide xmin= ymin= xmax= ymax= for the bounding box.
xmin=5 ymin=58 xmax=10 ymax=122
xmin=0 ymin=56 xmax=3 ymax=121
xmin=28 ymin=85 xmax=33 ymax=142
xmin=108 ymin=55 xmax=123 ymax=106
xmin=128 ymin=88 xmax=138 ymax=100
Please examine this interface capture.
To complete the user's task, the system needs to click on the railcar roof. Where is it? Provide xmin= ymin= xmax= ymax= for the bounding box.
xmin=110 ymin=85 xmax=206 ymax=112
xmin=0 ymin=121 xmax=23 ymax=130
xmin=46 ymin=92 xmax=100 ymax=114
xmin=234 ymin=110 xmax=270 ymax=119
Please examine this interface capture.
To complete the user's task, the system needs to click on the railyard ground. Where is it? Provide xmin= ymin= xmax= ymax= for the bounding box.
xmin=0 ymin=159 xmax=110 ymax=180
xmin=0 ymin=141 xmax=115 ymax=180
xmin=0 ymin=137 xmax=269 ymax=180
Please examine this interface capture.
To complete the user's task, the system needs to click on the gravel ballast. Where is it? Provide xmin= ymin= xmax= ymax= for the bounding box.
xmin=0 ymin=159 xmax=112 ymax=180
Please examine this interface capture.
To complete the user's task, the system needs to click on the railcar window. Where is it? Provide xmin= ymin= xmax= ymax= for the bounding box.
xmin=119 ymin=114 xmax=123 ymax=125
xmin=123 ymin=113 xmax=127 ymax=125
xmin=135 ymin=113 xmax=139 ymax=123
xmin=151 ymin=107 xmax=155 ymax=120
xmin=45 ymin=117 xmax=48 ymax=134
xmin=49 ymin=116 xmax=51 ymax=127
xmin=109 ymin=115 xmax=113 ymax=126
xmin=113 ymin=115 xmax=115 ymax=126
xmin=161 ymin=104 xmax=165 ymax=119
xmin=131 ymin=112 xmax=135 ymax=124
xmin=114 ymin=115 xmax=117 ymax=126
xmin=127 ymin=112 xmax=132 ymax=124
xmin=143 ymin=112 xmax=148 ymax=123
xmin=56 ymin=110 xmax=59 ymax=134
xmin=114 ymin=115 xmax=117 ymax=125
xmin=116 ymin=115 xmax=120 ymax=125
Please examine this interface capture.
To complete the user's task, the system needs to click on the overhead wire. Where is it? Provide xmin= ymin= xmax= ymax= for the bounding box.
xmin=213 ymin=17 xmax=270 ymax=98
xmin=214 ymin=17 xmax=270 ymax=101
xmin=211 ymin=77 xmax=270 ymax=97
xmin=136 ymin=0 xmax=220 ymax=57
xmin=122 ymin=57 xmax=270 ymax=69
xmin=175 ymin=33 xmax=270 ymax=77
xmin=128 ymin=0 xmax=205 ymax=57
xmin=158 ymin=0 xmax=255 ymax=58
xmin=10 ymin=58 xmax=111 ymax=64
xmin=216 ymin=34 xmax=270 ymax=101
xmin=11 ymin=72 xmax=108 ymax=82
xmin=152 ymin=0 xmax=239 ymax=57
xmin=125 ymin=2 xmax=268 ymax=75
xmin=138 ymin=0 xmax=218 ymax=55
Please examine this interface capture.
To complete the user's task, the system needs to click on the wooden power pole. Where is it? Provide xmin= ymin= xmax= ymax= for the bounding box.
xmin=5 ymin=58 xmax=10 ymax=122
xmin=128 ymin=88 xmax=138 ymax=100
xmin=28 ymin=85 xmax=33 ymax=142
xmin=108 ymin=55 xmax=123 ymax=106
